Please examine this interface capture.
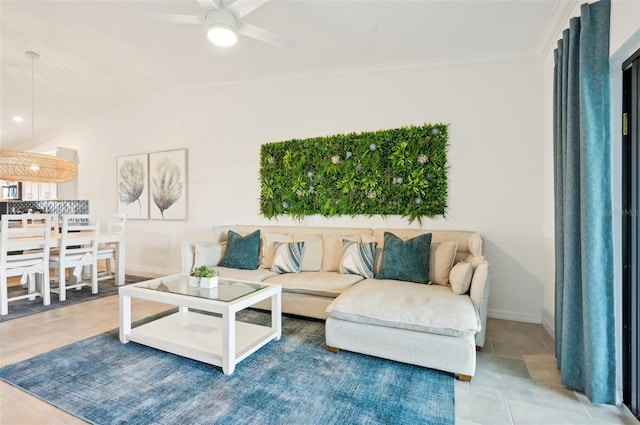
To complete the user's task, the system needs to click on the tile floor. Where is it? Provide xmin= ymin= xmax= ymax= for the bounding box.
xmin=0 ymin=288 xmax=638 ymax=424
xmin=457 ymin=319 xmax=638 ymax=424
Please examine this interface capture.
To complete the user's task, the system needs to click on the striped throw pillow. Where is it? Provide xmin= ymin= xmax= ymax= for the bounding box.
xmin=271 ymin=242 xmax=305 ymax=273
xmin=339 ymin=240 xmax=377 ymax=279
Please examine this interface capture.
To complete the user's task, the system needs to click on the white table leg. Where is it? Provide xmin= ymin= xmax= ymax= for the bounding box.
xmin=222 ymin=311 xmax=236 ymax=375
xmin=27 ymin=275 xmax=36 ymax=301
xmin=119 ymin=293 xmax=131 ymax=343
xmin=115 ymin=238 xmax=125 ymax=286
xmin=272 ymin=290 xmax=282 ymax=340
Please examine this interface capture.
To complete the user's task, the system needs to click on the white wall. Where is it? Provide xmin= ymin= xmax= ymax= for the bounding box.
xmin=40 ymin=54 xmax=546 ymax=322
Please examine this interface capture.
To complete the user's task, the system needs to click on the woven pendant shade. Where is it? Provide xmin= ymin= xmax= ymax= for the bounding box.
xmin=0 ymin=151 xmax=77 ymax=183
xmin=0 ymin=51 xmax=78 ymax=184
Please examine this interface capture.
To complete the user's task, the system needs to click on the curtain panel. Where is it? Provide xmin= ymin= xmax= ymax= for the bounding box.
xmin=553 ymin=0 xmax=614 ymax=404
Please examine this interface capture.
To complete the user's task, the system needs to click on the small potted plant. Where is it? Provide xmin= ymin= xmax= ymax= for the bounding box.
xmin=190 ymin=265 xmax=219 ymax=288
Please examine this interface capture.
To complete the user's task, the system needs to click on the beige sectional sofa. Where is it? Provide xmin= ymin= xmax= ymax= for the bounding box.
xmin=181 ymin=224 xmax=490 ymax=379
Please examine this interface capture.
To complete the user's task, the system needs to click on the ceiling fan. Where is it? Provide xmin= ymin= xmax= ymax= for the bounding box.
xmin=139 ymin=0 xmax=296 ymax=49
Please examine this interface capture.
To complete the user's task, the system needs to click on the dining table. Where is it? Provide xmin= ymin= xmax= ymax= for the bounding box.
xmin=8 ymin=231 xmax=126 ymax=285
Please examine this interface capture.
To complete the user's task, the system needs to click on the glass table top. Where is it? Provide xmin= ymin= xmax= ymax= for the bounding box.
xmin=135 ymin=275 xmax=267 ymax=302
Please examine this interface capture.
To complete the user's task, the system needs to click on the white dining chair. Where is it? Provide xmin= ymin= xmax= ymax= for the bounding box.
xmin=96 ymin=214 xmax=126 ymax=281
xmin=0 ymin=214 xmax=53 ymax=316
xmin=49 ymin=214 xmax=100 ymax=302
xmin=22 ymin=213 xmax=59 ymax=237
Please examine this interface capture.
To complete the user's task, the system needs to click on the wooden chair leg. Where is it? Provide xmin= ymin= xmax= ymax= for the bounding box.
xmin=457 ymin=374 xmax=472 ymax=382
xmin=59 ymin=267 xmax=67 ymax=301
xmin=42 ymin=270 xmax=50 ymax=306
xmin=0 ymin=276 xmax=8 ymax=316
xmin=91 ymin=263 xmax=98 ymax=294
xmin=327 ymin=346 xmax=339 ymax=353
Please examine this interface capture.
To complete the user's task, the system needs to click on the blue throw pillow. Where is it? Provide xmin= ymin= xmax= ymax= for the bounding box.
xmin=220 ymin=230 xmax=261 ymax=270
xmin=376 ymin=232 xmax=432 ymax=284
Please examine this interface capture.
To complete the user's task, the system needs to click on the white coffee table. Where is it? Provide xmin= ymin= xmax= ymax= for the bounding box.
xmin=119 ymin=274 xmax=281 ymax=375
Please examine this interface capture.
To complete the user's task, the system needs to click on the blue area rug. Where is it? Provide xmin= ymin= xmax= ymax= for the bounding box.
xmin=0 ymin=275 xmax=148 ymax=322
xmin=0 ymin=310 xmax=455 ymax=425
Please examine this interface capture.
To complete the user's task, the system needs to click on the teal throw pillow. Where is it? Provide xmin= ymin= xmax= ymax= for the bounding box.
xmin=271 ymin=241 xmax=305 ymax=273
xmin=220 ymin=230 xmax=261 ymax=270
xmin=339 ymin=240 xmax=377 ymax=279
xmin=376 ymin=232 xmax=432 ymax=283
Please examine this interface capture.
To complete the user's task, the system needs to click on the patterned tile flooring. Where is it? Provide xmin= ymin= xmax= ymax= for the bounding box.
xmin=0 ymin=281 xmax=637 ymax=424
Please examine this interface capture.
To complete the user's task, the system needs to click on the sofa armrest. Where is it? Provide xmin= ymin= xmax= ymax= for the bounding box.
xmin=181 ymin=241 xmax=226 ymax=273
xmin=469 ymin=260 xmax=490 ymax=347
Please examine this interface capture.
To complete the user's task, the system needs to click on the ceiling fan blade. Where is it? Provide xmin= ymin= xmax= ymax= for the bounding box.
xmin=237 ymin=21 xmax=296 ymax=49
xmin=228 ymin=0 xmax=270 ymax=19
xmin=136 ymin=13 xmax=204 ymax=25
xmin=195 ymin=0 xmax=218 ymax=11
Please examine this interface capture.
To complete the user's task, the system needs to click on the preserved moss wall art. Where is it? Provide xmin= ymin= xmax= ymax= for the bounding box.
xmin=260 ymin=123 xmax=448 ymax=223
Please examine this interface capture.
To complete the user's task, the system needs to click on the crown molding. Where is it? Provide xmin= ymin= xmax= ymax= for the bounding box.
xmin=177 ymin=49 xmax=540 ymax=93
xmin=535 ymin=0 xmax=579 ymax=57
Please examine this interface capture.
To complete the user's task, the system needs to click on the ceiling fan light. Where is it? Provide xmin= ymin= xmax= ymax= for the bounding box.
xmin=207 ymin=25 xmax=237 ymax=47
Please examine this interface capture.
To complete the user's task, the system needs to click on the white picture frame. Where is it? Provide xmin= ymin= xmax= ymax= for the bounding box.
xmin=149 ymin=149 xmax=188 ymax=220
xmin=117 ymin=153 xmax=149 ymax=220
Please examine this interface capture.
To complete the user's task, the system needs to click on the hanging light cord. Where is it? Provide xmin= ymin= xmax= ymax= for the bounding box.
xmin=31 ymin=52 xmax=35 ymax=142
xmin=25 ymin=51 xmax=40 ymax=147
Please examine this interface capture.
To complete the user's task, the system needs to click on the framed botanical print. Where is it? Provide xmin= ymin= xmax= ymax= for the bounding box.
xmin=149 ymin=149 xmax=188 ymax=220
xmin=117 ymin=153 xmax=149 ymax=220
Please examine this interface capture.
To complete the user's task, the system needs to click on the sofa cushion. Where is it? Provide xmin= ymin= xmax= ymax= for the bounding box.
xmin=294 ymin=235 xmax=323 ymax=271
xmin=321 ymin=234 xmax=362 ymax=272
xmin=465 ymin=253 xmax=486 ymax=268
xmin=429 ymin=241 xmax=458 ymax=286
xmin=261 ymin=233 xmax=293 ymax=269
xmin=326 ymin=279 xmax=481 ymax=337
xmin=194 ymin=242 xmax=224 ymax=268
xmin=339 ymin=241 xmax=377 ymax=279
xmin=271 ymin=241 xmax=305 ymax=273
xmin=220 ymin=230 xmax=261 ymax=270
xmin=264 ymin=271 xmax=364 ymax=297
xmin=450 ymin=261 xmax=473 ymax=294
xmin=376 ymin=232 xmax=432 ymax=284
xmin=214 ymin=265 xmax=279 ymax=282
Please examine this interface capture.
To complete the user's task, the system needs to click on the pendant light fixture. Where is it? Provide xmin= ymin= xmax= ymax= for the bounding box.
xmin=0 ymin=51 xmax=78 ymax=183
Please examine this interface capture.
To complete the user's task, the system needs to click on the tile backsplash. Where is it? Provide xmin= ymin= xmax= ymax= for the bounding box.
xmin=4 ymin=200 xmax=89 ymax=219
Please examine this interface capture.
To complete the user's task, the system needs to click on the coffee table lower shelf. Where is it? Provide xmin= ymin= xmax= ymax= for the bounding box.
xmin=126 ymin=311 xmax=277 ymax=369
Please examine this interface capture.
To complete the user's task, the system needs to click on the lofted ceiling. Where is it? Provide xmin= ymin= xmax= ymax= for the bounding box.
xmin=0 ymin=0 xmax=574 ymax=149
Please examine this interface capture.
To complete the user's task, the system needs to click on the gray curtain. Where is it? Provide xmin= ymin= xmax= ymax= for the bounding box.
xmin=553 ymin=0 xmax=614 ymax=404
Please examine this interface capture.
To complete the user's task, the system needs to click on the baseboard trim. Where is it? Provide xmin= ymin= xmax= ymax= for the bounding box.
xmin=487 ymin=309 xmax=542 ymax=324
xmin=541 ymin=310 xmax=555 ymax=340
